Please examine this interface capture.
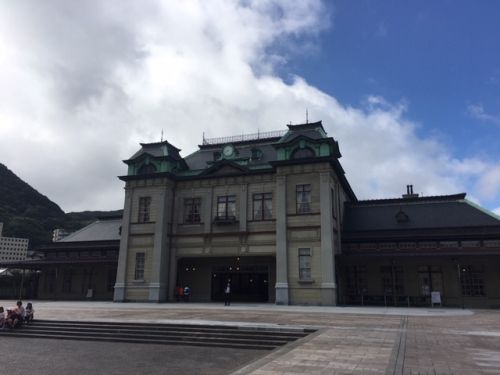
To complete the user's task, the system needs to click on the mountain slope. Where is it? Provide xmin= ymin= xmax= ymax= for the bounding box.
xmin=0 ymin=163 xmax=121 ymax=248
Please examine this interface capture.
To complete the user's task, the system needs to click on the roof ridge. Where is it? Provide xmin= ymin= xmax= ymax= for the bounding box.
xmin=58 ymin=220 xmax=100 ymax=242
xmin=462 ymin=199 xmax=500 ymax=221
xmin=350 ymin=193 xmax=466 ymax=206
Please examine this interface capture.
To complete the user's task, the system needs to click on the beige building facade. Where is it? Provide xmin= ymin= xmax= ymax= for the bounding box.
xmin=114 ymin=122 xmax=354 ymax=305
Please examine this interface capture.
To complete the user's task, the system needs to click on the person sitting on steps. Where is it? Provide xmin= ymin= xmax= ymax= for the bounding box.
xmin=25 ymin=302 xmax=34 ymax=324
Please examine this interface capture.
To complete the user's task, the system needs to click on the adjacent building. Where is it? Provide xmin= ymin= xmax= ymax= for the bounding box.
xmin=0 ymin=218 xmax=120 ymax=300
xmin=114 ymin=121 xmax=500 ymax=307
xmin=0 ymin=222 xmax=29 ymax=262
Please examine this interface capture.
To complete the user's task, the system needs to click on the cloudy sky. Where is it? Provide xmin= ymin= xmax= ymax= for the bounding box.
xmin=0 ymin=0 xmax=499 ymax=214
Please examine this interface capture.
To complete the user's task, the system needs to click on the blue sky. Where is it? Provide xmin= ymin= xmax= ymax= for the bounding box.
xmin=289 ymin=1 xmax=500 ymax=158
xmin=0 ymin=1 xmax=499 ymax=213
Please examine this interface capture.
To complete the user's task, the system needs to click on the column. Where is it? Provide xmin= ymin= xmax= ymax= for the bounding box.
xmin=113 ymin=187 xmax=133 ymax=301
xmin=275 ymin=175 xmax=289 ymax=305
xmin=239 ymin=184 xmax=247 ymax=232
xmin=319 ymin=172 xmax=336 ymax=305
xmin=148 ymin=182 xmax=173 ymax=301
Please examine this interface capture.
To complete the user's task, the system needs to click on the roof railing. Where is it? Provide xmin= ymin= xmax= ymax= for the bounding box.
xmin=202 ymin=129 xmax=287 ymax=145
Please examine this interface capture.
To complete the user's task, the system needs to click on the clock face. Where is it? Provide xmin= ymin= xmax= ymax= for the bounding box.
xmin=223 ymin=145 xmax=234 ymax=157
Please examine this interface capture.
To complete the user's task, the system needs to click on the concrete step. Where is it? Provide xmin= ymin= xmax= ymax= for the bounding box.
xmin=0 ymin=320 xmax=313 ymax=350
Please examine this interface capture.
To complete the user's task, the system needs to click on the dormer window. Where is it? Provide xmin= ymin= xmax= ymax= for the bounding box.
xmin=291 ymin=147 xmax=314 ymax=159
xmin=251 ymin=148 xmax=263 ymax=161
xmin=138 ymin=163 xmax=157 ymax=175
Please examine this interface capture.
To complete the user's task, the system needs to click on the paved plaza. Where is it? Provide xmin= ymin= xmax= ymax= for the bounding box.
xmin=1 ymin=301 xmax=500 ymax=374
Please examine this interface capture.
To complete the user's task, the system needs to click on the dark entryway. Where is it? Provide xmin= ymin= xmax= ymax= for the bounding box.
xmin=211 ymin=271 xmax=269 ymax=302
xmin=177 ymin=256 xmax=275 ymax=303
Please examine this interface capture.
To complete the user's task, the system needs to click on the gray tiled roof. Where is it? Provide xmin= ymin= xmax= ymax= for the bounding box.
xmin=343 ymin=196 xmax=500 ymax=232
xmin=59 ymin=219 xmax=122 ymax=242
xmin=184 ymin=142 xmax=277 ymax=171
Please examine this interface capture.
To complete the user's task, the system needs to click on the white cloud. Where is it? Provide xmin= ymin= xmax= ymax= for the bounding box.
xmin=0 ymin=0 xmax=499 ymax=214
xmin=467 ymin=103 xmax=500 ymax=125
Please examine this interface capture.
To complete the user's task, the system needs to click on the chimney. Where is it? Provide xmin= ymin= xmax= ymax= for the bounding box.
xmin=402 ymin=184 xmax=419 ymax=199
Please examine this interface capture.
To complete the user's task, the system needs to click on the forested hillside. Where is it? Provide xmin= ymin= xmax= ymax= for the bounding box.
xmin=0 ymin=163 xmax=122 ymax=248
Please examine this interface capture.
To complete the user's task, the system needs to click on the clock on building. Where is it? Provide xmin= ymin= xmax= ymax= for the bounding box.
xmin=222 ymin=145 xmax=234 ymax=157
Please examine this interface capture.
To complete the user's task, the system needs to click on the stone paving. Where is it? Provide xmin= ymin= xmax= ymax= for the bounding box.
xmin=1 ymin=301 xmax=499 ymax=374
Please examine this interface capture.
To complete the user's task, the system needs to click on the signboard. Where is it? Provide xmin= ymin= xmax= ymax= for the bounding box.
xmin=431 ymin=291 xmax=441 ymax=305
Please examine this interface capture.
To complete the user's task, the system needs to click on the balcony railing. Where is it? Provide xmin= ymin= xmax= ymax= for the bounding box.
xmin=213 ymin=215 xmax=238 ymax=224
xmin=202 ymin=130 xmax=287 ymax=145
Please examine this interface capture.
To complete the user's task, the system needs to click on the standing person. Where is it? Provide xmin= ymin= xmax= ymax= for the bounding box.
xmin=0 ymin=306 xmax=5 ymax=329
xmin=224 ymin=281 xmax=231 ymax=306
xmin=183 ymin=285 xmax=190 ymax=302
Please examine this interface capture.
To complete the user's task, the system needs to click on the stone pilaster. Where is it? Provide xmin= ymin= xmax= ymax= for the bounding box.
xmin=275 ymin=175 xmax=289 ymax=305
xmin=319 ymin=172 xmax=336 ymax=305
xmin=148 ymin=182 xmax=173 ymax=302
xmin=114 ymin=187 xmax=132 ymax=301
xmin=239 ymin=184 xmax=247 ymax=232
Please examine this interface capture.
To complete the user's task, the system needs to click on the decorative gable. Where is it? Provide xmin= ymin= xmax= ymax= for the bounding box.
xmin=123 ymin=140 xmax=188 ymax=176
xmin=273 ymin=122 xmax=341 ymax=161
xmin=200 ymin=160 xmax=249 ymax=176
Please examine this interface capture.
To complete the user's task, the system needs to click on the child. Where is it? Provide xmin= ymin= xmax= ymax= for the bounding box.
xmin=25 ymin=302 xmax=34 ymax=323
xmin=0 ymin=306 xmax=5 ymax=329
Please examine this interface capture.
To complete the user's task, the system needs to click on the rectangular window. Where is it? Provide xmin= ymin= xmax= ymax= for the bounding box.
xmin=298 ymin=248 xmax=312 ymax=280
xmin=184 ymin=198 xmax=201 ymax=224
xmin=380 ymin=266 xmax=405 ymax=295
xmin=417 ymin=266 xmax=443 ymax=296
xmin=460 ymin=265 xmax=484 ymax=296
xmin=346 ymin=265 xmax=367 ymax=295
xmin=217 ymin=195 xmax=236 ymax=220
xmin=134 ymin=252 xmax=145 ymax=280
xmin=252 ymin=193 xmax=272 ymax=220
xmin=138 ymin=197 xmax=151 ymax=223
xmin=296 ymin=184 xmax=311 ymax=214
xmin=62 ymin=270 xmax=73 ymax=293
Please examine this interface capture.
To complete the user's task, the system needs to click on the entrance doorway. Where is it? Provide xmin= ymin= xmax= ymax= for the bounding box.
xmin=176 ymin=256 xmax=275 ymax=303
xmin=211 ymin=270 xmax=269 ymax=302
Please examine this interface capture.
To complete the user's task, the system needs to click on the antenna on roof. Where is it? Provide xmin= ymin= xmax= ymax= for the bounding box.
xmin=161 ymin=129 xmax=164 ymax=142
xmin=306 ymin=108 xmax=309 ymax=124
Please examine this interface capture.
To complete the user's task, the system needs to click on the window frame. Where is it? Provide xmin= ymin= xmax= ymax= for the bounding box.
xmin=252 ymin=193 xmax=273 ymax=221
xmin=298 ymin=248 xmax=312 ymax=281
xmin=184 ymin=197 xmax=202 ymax=224
xmin=138 ymin=196 xmax=152 ymax=223
xmin=296 ymin=184 xmax=312 ymax=214
xmin=216 ymin=195 xmax=236 ymax=220
xmin=134 ymin=252 xmax=145 ymax=281
xmin=460 ymin=265 xmax=485 ymax=297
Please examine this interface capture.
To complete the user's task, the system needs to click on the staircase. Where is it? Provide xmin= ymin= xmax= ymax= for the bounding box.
xmin=0 ymin=320 xmax=314 ymax=350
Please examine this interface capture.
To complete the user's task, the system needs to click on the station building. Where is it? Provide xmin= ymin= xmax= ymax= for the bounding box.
xmin=114 ymin=121 xmax=500 ymax=308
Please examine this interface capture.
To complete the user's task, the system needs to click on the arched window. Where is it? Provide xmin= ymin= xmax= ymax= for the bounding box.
xmin=291 ymin=147 xmax=315 ymax=159
xmin=138 ymin=163 xmax=157 ymax=175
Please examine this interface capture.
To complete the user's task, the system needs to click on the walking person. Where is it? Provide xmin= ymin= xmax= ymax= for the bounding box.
xmin=183 ymin=285 xmax=190 ymax=302
xmin=224 ymin=281 xmax=231 ymax=306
